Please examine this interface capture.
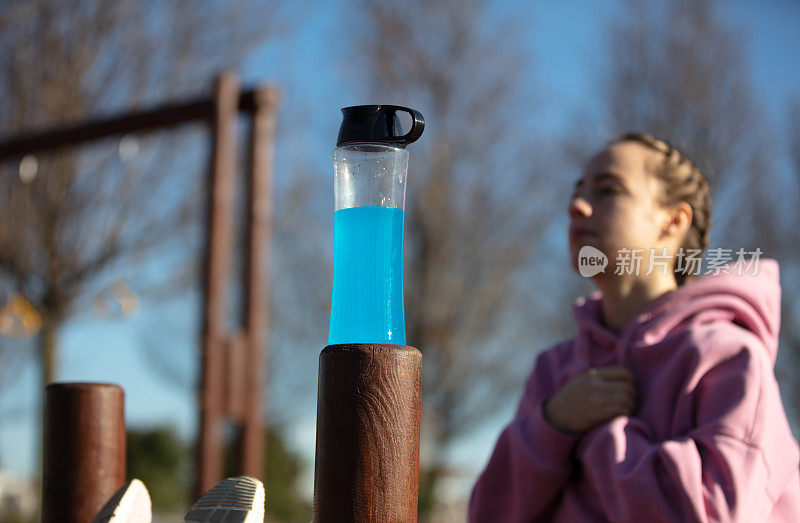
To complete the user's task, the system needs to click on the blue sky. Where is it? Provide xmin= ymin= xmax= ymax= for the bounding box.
xmin=1 ymin=1 xmax=799 ymax=501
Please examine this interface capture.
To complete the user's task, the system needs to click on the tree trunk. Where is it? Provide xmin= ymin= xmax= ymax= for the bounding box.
xmin=39 ymin=317 xmax=59 ymax=386
xmin=34 ymin=315 xmax=61 ymax=482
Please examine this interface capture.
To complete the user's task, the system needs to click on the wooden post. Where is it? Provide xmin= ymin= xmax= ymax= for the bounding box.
xmin=224 ymin=333 xmax=247 ymax=422
xmin=313 ymin=344 xmax=422 ymax=522
xmin=42 ymin=383 xmax=125 ymax=523
xmin=197 ymin=72 xmax=239 ymax=497
xmin=239 ymin=86 xmax=279 ymax=479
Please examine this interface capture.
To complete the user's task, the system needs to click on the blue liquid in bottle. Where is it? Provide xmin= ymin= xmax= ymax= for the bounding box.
xmin=328 ymin=206 xmax=406 ymax=345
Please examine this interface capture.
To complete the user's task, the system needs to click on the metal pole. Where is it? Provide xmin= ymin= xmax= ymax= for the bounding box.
xmin=313 ymin=344 xmax=423 ymax=522
xmin=239 ymin=86 xmax=280 ymax=479
xmin=197 ymin=72 xmax=239 ymax=497
xmin=42 ymin=383 xmax=125 ymax=523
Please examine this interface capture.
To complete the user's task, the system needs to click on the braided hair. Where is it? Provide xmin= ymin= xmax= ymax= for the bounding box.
xmin=610 ymin=133 xmax=712 ymax=286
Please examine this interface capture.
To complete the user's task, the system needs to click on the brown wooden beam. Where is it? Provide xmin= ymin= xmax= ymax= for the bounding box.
xmin=313 ymin=344 xmax=423 ymax=522
xmin=42 ymin=383 xmax=125 ymax=523
xmin=223 ymin=333 xmax=247 ymax=422
xmin=239 ymin=86 xmax=280 ymax=480
xmin=0 ymin=89 xmax=264 ymax=161
xmin=197 ymin=72 xmax=240 ymax=498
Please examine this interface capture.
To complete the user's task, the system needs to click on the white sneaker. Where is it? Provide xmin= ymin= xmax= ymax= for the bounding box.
xmin=92 ymin=478 xmax=152 ymax=522
xmin=184 ymin=476 xmax=265 ymax=523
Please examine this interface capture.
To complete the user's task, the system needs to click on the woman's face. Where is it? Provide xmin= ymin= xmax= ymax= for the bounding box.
xmin=568 ymin=142 xmax=674 ymax=275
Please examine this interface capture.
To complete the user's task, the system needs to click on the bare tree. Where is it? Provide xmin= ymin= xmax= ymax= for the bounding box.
xmin=0 ymin=0 xmax=286 ymax=404
xmin=602 ymin=0 xmax=768 ymax=247
xmin=348 ymin=0 xmax=574 ymax=510
xmin=600 ymin=0 xmax=800 ymax=428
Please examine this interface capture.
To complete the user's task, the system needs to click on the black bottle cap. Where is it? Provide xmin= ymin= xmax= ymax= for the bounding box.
xmin=337 ymin=105 xmax=425 ymax=147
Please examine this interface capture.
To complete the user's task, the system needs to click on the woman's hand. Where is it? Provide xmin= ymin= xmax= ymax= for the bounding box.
xmin=543 ymin=365 xmax=637 ymax=435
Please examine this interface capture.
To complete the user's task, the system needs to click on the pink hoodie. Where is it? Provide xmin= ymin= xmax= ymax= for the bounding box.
xmin=469 ymin=258 xmax=800 ymax=522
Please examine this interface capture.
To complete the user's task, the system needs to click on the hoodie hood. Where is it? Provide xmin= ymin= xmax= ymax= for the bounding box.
xmin=572 ymin=258 xmax=781 ymax=364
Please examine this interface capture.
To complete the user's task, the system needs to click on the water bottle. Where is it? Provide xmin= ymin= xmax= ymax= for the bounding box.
xmin=328 ymin=105 xmax=425 ymax=345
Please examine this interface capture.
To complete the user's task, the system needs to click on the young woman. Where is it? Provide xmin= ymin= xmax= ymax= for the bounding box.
xmin=468 ymin=134 xmax=800 ymax=521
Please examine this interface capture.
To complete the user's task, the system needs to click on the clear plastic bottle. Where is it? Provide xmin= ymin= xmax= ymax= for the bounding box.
xmin=328 ymin=106 xmax=424 ymax=345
